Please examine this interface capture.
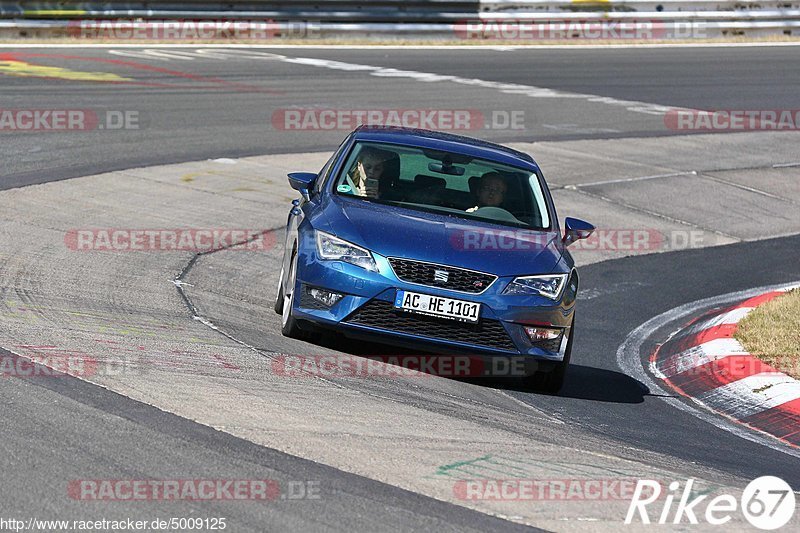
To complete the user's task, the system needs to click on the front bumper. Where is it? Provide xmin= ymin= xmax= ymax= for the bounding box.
xmin=290 ymin=242 xmax=575 ymax=361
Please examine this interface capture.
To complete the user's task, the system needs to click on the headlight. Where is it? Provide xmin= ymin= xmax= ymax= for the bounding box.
xmin=503 ymin=274 xmax=567 ymax=300
xmin=316 ymin=231 xmax=378 ymax=272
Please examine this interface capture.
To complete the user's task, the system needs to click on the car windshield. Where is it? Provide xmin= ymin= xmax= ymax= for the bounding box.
xmin=333 ymin=141 xmax=550 ymax=229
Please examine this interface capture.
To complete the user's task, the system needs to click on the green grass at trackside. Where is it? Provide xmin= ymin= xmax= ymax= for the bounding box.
xmin=735 ymin=289 xmax=800 ymax=380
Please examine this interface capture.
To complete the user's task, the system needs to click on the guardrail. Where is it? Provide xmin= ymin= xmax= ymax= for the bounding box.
xmin=2 ymin=19 xmax=798 ymax=40
xmin=3 ymin=1 xmax=800 ymax=19
xmin=0 ymin=1 xmax=798 ymax=39
xmin=0 ymin=2 xmax=476 ymax=22
xmin=482 ymin=0 xmax=800 ymax=9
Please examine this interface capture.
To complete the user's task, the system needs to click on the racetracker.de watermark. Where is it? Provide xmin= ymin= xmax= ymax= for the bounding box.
xmin=271 ymin=108 xmax=526 ymax=131
xmin=67 ymin=479 xmax=321 ymax=501
xmin=454 ymin=20 xmax=707 ymax=40
xmin=449 ymin=228 xmax=711 ymax=253
xmin=1 ymin=347 xmax=146 ymax=379
xmin=1 ymin=351 xmax=98 ymax=378
xmin=453 ymin=478 xmax=651 ymax=501
xmin=64 ymin=229 xmax=275 ymax=252
xmin=66 ymin=20 xmax=319 ymax=40
xmin=0 ymin=109 xmax=140 ymax=131
xmin=665 ymin=109 xmax=800 ymax=131
xmin=272 ymin=354 xmax=536 ymax=378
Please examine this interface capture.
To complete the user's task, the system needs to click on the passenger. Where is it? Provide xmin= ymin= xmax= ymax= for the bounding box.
xmin=467 ymin=172 xmax=507 ymax=212
xmin=345 ymin=147 xmax=392 ymax=199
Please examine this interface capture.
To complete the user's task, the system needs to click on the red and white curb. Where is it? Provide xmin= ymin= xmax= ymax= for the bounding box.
xmin=650 ymin=285 xmax=800 ymax=447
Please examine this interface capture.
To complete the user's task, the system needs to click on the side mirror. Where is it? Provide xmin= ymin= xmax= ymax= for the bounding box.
xmin=563 ymin=217 xmax=595 ymax=247
xmin=288 ymin=172 xmax=317 ymax=201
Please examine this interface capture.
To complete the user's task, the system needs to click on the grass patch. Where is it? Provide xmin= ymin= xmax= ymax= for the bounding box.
xmin=735 ymin=289 xmax=800 ymax=379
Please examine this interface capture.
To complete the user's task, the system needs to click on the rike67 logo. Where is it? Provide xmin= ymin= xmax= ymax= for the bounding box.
xmin=626 ymin=477 xmax=796 ymax=530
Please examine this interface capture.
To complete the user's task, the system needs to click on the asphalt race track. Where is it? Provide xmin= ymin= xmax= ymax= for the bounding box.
xmin=1 ymin=45 xmax=799 ymax=531
xmin=3 ymin=45 xmax=800 ymax=188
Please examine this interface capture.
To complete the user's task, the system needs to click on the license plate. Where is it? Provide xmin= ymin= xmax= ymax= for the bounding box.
xmin=394 ymin=290 xmax=481 ymax=323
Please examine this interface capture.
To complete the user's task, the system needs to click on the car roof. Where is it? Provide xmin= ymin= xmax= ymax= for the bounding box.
xmin=352 ymin=126 xmax=539 ymax=171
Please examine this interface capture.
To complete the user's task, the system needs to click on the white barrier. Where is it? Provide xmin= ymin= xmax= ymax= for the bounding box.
xmin=1 ymin=0 xmax=799 ymax=39
xmin=1 ymin=18 xmax=798 ymax=39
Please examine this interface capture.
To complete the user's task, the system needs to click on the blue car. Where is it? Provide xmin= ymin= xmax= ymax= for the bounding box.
xmin=275 ymin=126 xmax=594 ymax=392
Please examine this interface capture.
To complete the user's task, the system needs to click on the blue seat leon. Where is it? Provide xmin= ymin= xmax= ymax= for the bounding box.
xmin=275 ymin=126 xmax=594 ymax=393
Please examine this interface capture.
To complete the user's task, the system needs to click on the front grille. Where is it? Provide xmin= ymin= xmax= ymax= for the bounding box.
xmin=388 ymin=258 xmax=496 ymax=294
xmin=346 ymin=299 xmax=516 ymax=351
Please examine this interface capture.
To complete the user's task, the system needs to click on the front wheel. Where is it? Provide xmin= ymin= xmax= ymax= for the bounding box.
xmin=274 ymin=262 xmax=285 ymax=315
xmin=280 ymin=252 xmax=303 ymax=338
xmin=526 ymin=315 xmax=575 ymax=394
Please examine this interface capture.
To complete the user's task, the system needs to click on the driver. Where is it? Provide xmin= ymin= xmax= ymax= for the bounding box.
xmin=345 ymin=147 xmax=392 ymax=199
xmin=467 ymin=172 xmax=507 ymax=212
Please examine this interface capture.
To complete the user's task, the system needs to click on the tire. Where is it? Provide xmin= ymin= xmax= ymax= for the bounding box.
xmin=280 ymin=252 xmax=304 ymax=339
xmin=526 ymin=315 xmax=575 ymax=394
xmin=273 ymin=262 xmax=285 ymax=315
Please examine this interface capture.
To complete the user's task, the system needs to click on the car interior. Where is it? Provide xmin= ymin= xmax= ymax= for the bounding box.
xmin=338 ymin=143 xmax=548 ymax=229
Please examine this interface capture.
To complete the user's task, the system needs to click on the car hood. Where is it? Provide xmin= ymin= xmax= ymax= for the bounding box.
xmin=323 ymin=198 xmax=563 ymax=277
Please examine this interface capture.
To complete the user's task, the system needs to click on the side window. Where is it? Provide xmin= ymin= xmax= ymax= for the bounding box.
xmin=314 ymin=156 xmax=335 ymax=194
xmin=398 ymin=152 xmax=423 ymax=182
xmin=443 ymin=173 xmax=470 ymax=192
xmin=314 ymin=135 xmax=352 ymax=194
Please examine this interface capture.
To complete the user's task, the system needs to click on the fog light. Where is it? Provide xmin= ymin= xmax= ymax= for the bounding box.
xmin=524 ymin=326 xmax=561 ymax=342
xmin=309 ymin=287 xmax=344 ymax=307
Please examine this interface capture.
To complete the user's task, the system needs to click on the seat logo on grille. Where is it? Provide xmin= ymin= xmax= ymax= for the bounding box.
xmin=433 ymin=269 xmax=449 ymax=283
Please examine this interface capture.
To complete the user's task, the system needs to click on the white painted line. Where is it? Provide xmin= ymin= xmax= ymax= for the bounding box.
xmin=125 ymin=49 xmax=197 ymax=60
xmin=653 ymin=337 xmax=748 ymax=379
xmin=567 ymin=185 xmax=740 ymax=242
xmin=279 ymin=56 xmax=696 ymax=116
xmin=577 ymin=171 xmax=697 ymax=188
xmin=698 ymin=373 xmax=800 ymax=420
xmin=108 ymin=48 xmax=286 ymax=61
xmin=616 ymin=280 xmax=800 ymax=458
xmin=698 ymin=173 xmax=798 ymax=205
xmin=1 ymin=45 xmax=788 ymax=123
xmin=106 ymin=49 xmax=172 ymax=61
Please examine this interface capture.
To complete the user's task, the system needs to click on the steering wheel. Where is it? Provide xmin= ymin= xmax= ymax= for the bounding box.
xmin=470 ymin=206 xmax=523 ymax=224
